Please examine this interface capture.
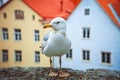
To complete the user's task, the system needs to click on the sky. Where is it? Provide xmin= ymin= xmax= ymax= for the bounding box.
xmin=0 ymin=0 xmax=8 ymax=7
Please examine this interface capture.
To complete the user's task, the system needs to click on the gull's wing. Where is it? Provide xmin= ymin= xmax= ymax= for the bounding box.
xmin=41 ymin=32 xmax=50 ymax=53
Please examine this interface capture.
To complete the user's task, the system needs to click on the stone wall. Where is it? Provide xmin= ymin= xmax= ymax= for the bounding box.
xmin=0 ymin=67 xmax=120 ymax=80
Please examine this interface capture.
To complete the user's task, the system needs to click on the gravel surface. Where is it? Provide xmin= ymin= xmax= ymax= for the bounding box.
xmin=0 ymin=67 xmax=120 ymax=80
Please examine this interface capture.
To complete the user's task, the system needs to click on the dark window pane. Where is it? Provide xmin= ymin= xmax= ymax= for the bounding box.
xmin=34 ymin=30 xmax=39 ymax=41
xmin=15 ymin=50 xmax=22 ymax=62
xmin=102 ymin=53 xmax=105 ymax=62
xmin=3 ymin=13 xmax=7 ymax=18
xmin=32 ymin=15 xmax=35 ymax=20
xmin=87 ymin=28 xmax=90 ymax=38
xmin=107 ymin=53 xmax=110 ymax=63
xmin=85 ymin=9 xmax=90 ymax=15
xmin=35 ymin=51 xmax=40 ymax=62
xmin=83 ymin=51 xmax=85 ymax=60
xmin=15 ymin=29 xmax=21 ymax=40
xmin=15 ymin=10 xmax=24 ymax=19
xmin=83 ymin=28 xmax=86 ymax=38
xmin=2 ymin=50 xmax=8 ymax=62
xmin=2 ymin=28 xmax=8 ymax=40
xmin=66 ymin=53 xmax=69 ymax=58
xmin=87 ymin=51 xmax=89 ymax=60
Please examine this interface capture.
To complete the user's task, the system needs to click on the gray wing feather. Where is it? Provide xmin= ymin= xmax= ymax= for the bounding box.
xmin=42 ymin=32 xmax=50 ymax=53
xmin=43 ymin=32 xmax=50 ymax=41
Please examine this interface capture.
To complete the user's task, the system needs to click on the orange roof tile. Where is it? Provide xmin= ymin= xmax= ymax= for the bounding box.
xmin=112 ymin=1 xmax=120 ymax=17
xmin=97 ymin=0 xmax=120 ymax=27
xmin=23 ymin=0 xmax=81 ymax=20
xmin=71 ymin=0 xmax=81 ymax=6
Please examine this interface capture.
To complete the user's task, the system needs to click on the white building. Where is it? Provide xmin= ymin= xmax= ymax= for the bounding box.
xmin=54 ymin=0 xmax=120 ymax=71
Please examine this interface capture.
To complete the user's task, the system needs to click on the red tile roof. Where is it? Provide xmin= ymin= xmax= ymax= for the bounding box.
xmin=71 ymin=0 xmax=80 ymax=6
xmin=1 ymin=0 xmax=119 ymax=27
xmin=112 ymin=1 xmax=120 ymax=17
xmin=23 ymin=0 xmax=81 ymax=20
xmin=97 ymin=0 xmax=120 ymax=27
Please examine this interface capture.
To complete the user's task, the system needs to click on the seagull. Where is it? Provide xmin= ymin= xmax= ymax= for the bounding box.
xmin=41 ymin=17 xmax=71 ymax=77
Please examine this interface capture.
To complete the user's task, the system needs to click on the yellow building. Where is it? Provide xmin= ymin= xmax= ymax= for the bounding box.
xmin=0 ymin=0 xmax=50 ymax=68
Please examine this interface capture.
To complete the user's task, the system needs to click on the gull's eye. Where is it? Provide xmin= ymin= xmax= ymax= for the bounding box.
xmin=56 ymin=22 xmax=60 ymax=24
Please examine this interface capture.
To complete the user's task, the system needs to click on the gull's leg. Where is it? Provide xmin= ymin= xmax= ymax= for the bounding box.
xmin=50 ymin=57 xmax=52 ymax=73
xmin=59 ymin=56 xmax=70 ymax=77
xmin=59 ymin=56 xmax=62 ymax=73
xmin=49 ymin=57 xmax=58 ymax=76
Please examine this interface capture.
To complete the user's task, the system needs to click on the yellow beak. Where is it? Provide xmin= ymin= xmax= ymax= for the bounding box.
xmin=43 ymin=24 xmax=52 ymax=29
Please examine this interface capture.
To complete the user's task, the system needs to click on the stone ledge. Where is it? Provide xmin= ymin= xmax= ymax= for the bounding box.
xmin=0 ymin=67 xmax=120 ymax=80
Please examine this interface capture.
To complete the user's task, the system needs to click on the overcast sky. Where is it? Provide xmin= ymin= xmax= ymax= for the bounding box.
xmin=0 ymin=0 xmax=9 ymax=7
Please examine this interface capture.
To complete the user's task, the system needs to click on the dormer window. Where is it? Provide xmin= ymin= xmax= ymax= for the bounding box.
xmin=15 ymin=10 xmax=24 ymax=19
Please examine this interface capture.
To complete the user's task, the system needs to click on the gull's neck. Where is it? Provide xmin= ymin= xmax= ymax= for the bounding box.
xmin=54 ymin=28 xmax=66 ymax=33
xmin=53 ymin=29 xmax=66 ymax=37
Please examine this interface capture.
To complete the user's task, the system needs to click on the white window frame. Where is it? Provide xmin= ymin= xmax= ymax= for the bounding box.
xmin=14 ymin=29 xmax=21 ymax=41
xmin=34 ymin=30 xmax=40 ymax=41
xmin=2 ymin=50 xmax=8 ymax=62
xmin=66 ymin=49 xmax=72 ymax=59
xmin=15 ymin=50 xmax=22 ymax=62
xmin=82 ymin=50 xmax=90 ymax=61
xmin=85 ymin=8 xmax=90 ymax=15
xmin=82 ymin=27 xmax=90 ymax=39
xmin=35 ymin=51 xmax=40 ymax=62
xmin=15 ymin=10 xmax=24 ymax=19
xmin=2 ymin=28 xmax=8 ymax=40
xmin=101 ymin=52 xmax=111 ymax=64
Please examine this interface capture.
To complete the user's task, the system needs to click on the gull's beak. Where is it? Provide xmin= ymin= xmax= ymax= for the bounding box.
xmin=43 ymin=24 xmax=52 ymax=29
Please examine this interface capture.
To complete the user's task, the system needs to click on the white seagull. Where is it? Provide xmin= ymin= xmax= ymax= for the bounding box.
xmin=41 ymin=17 xmax=71 ymax=77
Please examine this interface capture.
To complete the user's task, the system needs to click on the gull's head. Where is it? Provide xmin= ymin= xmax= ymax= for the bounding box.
xmin=44 ymin=17 xmax=66 ymax=31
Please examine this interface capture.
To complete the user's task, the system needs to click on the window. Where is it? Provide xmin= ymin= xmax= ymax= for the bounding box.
xmin=32 ymin=15 xmax=35 ymax=20
xmin=82 ymin=27 xmax=90 ymax=38
xmin=2 ymin=28 xmax=8 ymax=40
xmin=2 ymin=50 xmax=8 ymax=62
xmin=34 ymin=30 xmax=40 ymax=41
xmin=85 ymin=9 xmax=90 ymax=15
xmin=82 ymin=50 xmax=90 ymax=61
xmin=15 ymin=10 xmax=24 ymax=19
xmin=3 ymin=13 xmax=7 ymax=18
xmin=101 ymin=52 xmax=111 ymax=64
xmin=35 ymin=51 xmax=40 ymax=62
xmin=14 ymin=29 xmax=21 ymax=40
xmin=15 ymin=50 xmax=22 ymax=62
xmin=66 ymin=49 xmax=72 ymax=59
